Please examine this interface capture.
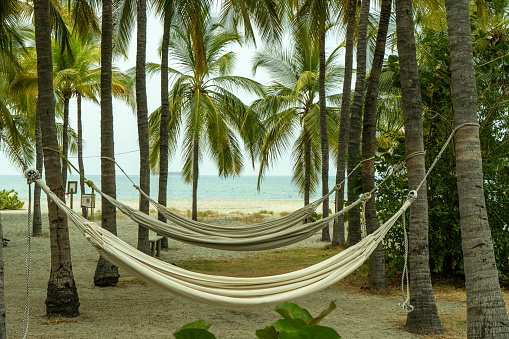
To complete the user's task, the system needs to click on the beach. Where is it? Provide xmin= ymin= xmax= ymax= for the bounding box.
xmin=0 ymin=198 xmax=464 ymax=338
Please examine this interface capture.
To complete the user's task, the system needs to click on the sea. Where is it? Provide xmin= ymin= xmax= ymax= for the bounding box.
xmin=0 ymin=174 xmax=341 ymax=200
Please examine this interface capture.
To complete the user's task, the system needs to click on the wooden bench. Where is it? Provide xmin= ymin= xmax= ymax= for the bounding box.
xmin=149 ymin=236 xmax=163 ymax=257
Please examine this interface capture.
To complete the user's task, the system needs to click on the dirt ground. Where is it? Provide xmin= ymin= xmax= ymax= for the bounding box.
xmin=1 ymin=200 xmax=468 ymax=338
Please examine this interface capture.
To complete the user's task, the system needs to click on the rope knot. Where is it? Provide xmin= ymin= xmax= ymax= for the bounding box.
xmin=24 ymin=168 xmax=40 ymax=185
xmin=399 ymin=302 xmax=414 ymax=311
xmin=360 ymin=192 xmax=372 ymax=202
xmin=85 ymin=180 xmax=94 ymax=187
xmin=406 ymin=190 xmax=417 ymax=202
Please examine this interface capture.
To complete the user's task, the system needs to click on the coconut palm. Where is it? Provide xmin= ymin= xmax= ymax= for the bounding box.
xmin=445 ymin=0 xmax=509 ymax=336
xmin=148 ymin=14 xmax=264 ymax=221
xmin=33 ymin=0 xmax=80 ymax=317
xmin=251 ymin=22 xmax=342 ymax=208
xmin=395 ymin=0 xmax=442 ymax=333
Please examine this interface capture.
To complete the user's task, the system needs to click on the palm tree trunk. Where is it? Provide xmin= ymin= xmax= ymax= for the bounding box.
xmin=333 ymin=0 xmax=357 ymax=246
xmin=158 ymin=14 xmax=171 ymax=249
xmin=136 ymin=0 xmax=150 ymax=255
xmin=318 ymin=26 xmax=330 ymax=242
xmin=95 ymin=0 xmax=119 ymax=287
xmin=395 ymin=0 xmax=442 ymax=333
xmin=362 ymin=0 xmax=391 ymax=292
xmin=304 ymin=129 xmax=311 ymax=210
xmin=33 ymin=102 xmax=43 ymax=236
xmin=192 ymin=137 xmax=199 ymax=221
xmin=61 ymin=96 xmax=69 ymax=188
xmin=445 ymin=1 xmax=509 ymax=337
xmin=0 ymin=215 xmax=6 ymax=339
xmin=346 ymin=0 xmax=370 ymax=248
xmin=77 ymin=94 xmax=88 ymax=219
xmin=34 ymin=0 xmax=80 ymax=316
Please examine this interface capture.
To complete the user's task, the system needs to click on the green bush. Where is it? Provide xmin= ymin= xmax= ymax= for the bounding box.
xmin=0 ymin=189 xmax=24 ymax=210
xmin=172 ymin=302 xmax=341 ymax=339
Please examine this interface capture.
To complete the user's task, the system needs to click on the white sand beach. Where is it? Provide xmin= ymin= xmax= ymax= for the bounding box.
xmin=0 ymin=198 xmax=465 ymax=338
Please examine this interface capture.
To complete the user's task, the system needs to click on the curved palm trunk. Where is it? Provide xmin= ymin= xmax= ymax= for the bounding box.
xmin=33 ymin=103 xmax=43 ymax=236
xmin=158 ymin=15 xmax=171 ymax=249
xmin=395 ymin=0 xmax=442 ymax=333
xmin=0 ymin=215 xmax=5 ymax=338
xmin=333 ymin=0 xmax=357 ymax=246
xmin=362 ymin=0 xmax=391 ymax=292
xmin=77 ymin=94 xmax=87 ymax=218
xmin=34 ymin=0 xmax=80 ymax=316
xmin=445 ymin=1 xmax=509 ymax=337
xmin=95 ymin=0 xmax=119 ymax=287
xmin=318 ymin=26 xmax=330 ymax=242
xmin=61 ymin=96 xmax=69 ymax=188
xmin=192 ymin=137 xmax=199 ymax=221
xmin=346 ymin=0 xmax=370 ymax=248
xmin=136 ymin=0 xmax=150 ymax=255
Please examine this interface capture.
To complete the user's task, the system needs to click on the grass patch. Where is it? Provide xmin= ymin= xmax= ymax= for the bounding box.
xmin=41 ymin=317 xmax=78 ymax=326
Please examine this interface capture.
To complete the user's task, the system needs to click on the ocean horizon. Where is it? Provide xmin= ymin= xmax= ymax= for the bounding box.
xmin=0 ymin=174 xmax=342 ymax=200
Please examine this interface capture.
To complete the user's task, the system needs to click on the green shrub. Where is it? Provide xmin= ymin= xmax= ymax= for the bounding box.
xmin=0 ymin=189 xmax=24 ymax=210
xmin=172 ymin=302 xmax=341 ymax=339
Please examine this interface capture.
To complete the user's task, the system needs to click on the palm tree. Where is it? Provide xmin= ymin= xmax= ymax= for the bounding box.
xmin=362 ymin=0 xmax=392 ymax=292
xmin=251 ymin=23 xmax=342 ymax=208
xmin=395 ymin=0 xmax=442 ymax=334
xmin=148 ymin=14 xmax=264 ymax=220
xmin=33 ymin=0 xmax=80 ymax=316
xmin=333 ymin=0 xmax=356 ymax=247
xmin=294 ymin=0 xmax=341 ymax=242
xmin=345 ymin=0 xmax=370 ymax=248
xmin=94 ymin=0 xmax=119 ymax=287
xmin=445 ymin=0 xmax=509 ymax=337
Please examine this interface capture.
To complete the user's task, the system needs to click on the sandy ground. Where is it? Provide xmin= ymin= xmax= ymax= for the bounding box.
xmin=0 ymin=198 xmax=466 ymax=338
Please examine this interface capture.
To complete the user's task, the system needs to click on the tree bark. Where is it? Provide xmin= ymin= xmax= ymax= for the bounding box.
xmin=395 ymin=0 xmax=442 ymax=333
xmin=158 ymin=14 xmax=171 ymax=249
xmin=333 ymin=0 xmax=357 ymax=246
xmin=192 ymin=137 xmax=199 ymax=221
xmin=94 ymin=0 xmax=119 ymax=287
xmin=77 ymin=94 xmax=88 ymax=219
xmin=346 ymin=0 xmax=370 ymax=248
xmin=318 ymin=26 xmax=330 ymax=241
xmin=362 ymin=0 xmax=391 ymax=292
xmin=61 ymin=96 xmax=69 ymax=189
xmin=304 ymin=128 xmax=311 ymax=212
xmin=33 ymin=103 xmax=43 ymax=236
xmin=445 ymin=1 xmax=509 ymax=337
xmin=0 ymin=215 xmax=6 ymax=338
xmin=136 ymin=0 xmax=151 ymax=255
xmin=34 ymin=0 xmax=80 ymax=316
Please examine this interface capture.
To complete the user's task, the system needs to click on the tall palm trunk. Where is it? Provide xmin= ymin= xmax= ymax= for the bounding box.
xmin=318 ymin=26 xmax=330 ymax=242
xmin=136 ymin=0 xmax=150 ymax=255
xmin=192 ymin=137 xmax=199 ymax=221
xmin=34 ymin=0 xmax=80 ymax=316
xmin=33 ymin=103 xmax=43 ymax=236
xmin=304 ymin=128 xmax=311 ymax=210
xmin=158 ymin=15 xmax=171 ymax=249
xmin=95 ymin=0 xmax=119 ymax=287
xmin=362 ymin=0 xmax=391 ymax=292
xmin=346 ymin=0 xmax=370 ymax=248
xmin=395 ymin=0 xmax=442 ymax=333
xmin=0 ymin=215 xmax=6 ymax=339
xmin=445 ymin=1 xmax=509 ymax=337
xmin=77 ymin=94 xmax=87 ymax=218
xmin=61 ymin=96 xmax=70 ymax=188
xmin=333 ymin=0 xmax=357 ymax=246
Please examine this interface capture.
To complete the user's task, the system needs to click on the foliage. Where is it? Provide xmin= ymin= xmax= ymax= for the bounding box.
xmin=172 ymin=302 xmax=340 ymax=339
xmin=377 ymin=20 xmax=509 ymax=279
xmin=0 ymin=189 xmax=24 ymax=210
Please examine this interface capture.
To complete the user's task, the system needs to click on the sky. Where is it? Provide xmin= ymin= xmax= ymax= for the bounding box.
xmin=0 ymin=10 xmax=346 ymax=177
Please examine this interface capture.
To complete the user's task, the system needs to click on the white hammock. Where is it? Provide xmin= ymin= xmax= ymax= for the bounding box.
xmin=37 ymin=178 xmax=416 ymax=308
xmin=88 ymin=182 xmax=368 ymax=251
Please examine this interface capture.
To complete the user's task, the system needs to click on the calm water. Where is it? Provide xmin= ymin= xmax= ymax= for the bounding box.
xmin=0 ymin=174 xmax=340 ymax=200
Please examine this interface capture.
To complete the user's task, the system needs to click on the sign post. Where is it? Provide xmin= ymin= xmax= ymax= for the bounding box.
xmin=67 ymin=181 xmax=78 ymax=210
xmin=81 ymin=192 xmax=95 ymax=221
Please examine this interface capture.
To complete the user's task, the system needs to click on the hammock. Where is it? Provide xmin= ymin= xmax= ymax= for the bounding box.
xmin=88 ymin=181 xmax=369 ymax=251
xmin=36 ymin=177 xmax=416 ymax=308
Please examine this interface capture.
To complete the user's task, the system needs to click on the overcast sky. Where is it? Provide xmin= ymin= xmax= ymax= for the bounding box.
xmin=1 ymin=10 xmax=345 ymax=177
